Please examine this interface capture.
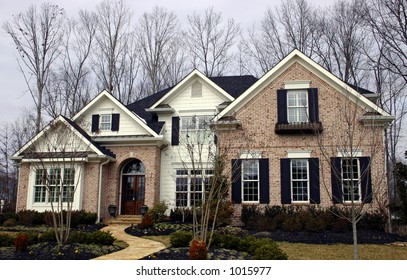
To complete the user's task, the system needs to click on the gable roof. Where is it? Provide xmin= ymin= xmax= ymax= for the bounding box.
xmin=149 ymin=69 xmax=237 ymax=109
xmin=72 ymin=90 xmax=160 ymax=137
xmin=127 ymin=73 xmax=258 ymax=133
xmin=215 ymin=49 xmax=393 ymax=121
xmin=12 ymin=115 xmax=116 ymax=161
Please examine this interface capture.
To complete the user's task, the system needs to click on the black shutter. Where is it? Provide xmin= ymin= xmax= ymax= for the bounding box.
xmin=280 ymin=158 xmax=291 ymax=204
xmin=360 ymin=157 xmax=372 ymax=203
xmin=309 ymin=158 xmax=320 ymax=204
xmin=111 ymin=114 xmax=120 ymax=131
xmin=171 ymin=116 xmax=180 ymax=146
xmin=308 ymin=88 xmax=319 ymax=123
xmin=331 ymin=157 xmax=342 ymax=204
xmin=277 ymin=89 xmax=288 ymax=124
xmin=91 ymin=114 xmax=99 ymax=132
xmin=231 ymin=159 xmax=242 ymax=203
xmin=259 ymin=158 xmax=270 ymax=204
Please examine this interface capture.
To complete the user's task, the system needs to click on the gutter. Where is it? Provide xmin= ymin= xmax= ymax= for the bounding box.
xmin=97 ymin=158 xmax=111 ymax=223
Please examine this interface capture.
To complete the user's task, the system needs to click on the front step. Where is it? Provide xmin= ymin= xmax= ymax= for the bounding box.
xmin=104 ymin=215 xmax=143 ymax=225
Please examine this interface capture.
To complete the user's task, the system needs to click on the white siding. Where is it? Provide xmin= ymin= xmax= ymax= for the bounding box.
xmin=159 ymin=79 xmax=231 ymax=210
xmin=76 ymin=95 xmax=151 ymax=136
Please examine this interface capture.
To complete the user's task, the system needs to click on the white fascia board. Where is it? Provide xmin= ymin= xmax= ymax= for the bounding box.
xmin=12 ymin=116 xmax=104 ymax=159
xmin=72 ymin=90 xmax=159 ymax=137
xmin=215 ymin=49 xmax=392 ymax=121
xmin=150 ymin=69 xmax=234 ymax=109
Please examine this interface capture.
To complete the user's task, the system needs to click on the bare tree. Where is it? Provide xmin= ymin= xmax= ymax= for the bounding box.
xmin=186 ymin=7 xmax=240 ymax=76
xmin=44 ymin=10 xmax=97 ymax=118
xmin=136 ymin=6 xmax=181 ymax=95
xmin=19 ymin=118 xmax=88 ymax=244
xmin=316 ymin=93 xmax=389 ymax=260
xmin=315 ymin=0 xmax=369 ymax=85
xmin=92 ymin=0 xmax=136 ymax=102
xmin=366 ymin=0 xmax=407 ymax=83
xmin=239 ymin=0 xmax=320 ymax=76
xmin=3 ymin=3 xmax=65 ymax=133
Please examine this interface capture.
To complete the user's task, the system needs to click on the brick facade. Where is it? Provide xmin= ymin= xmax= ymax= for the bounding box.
xmin=218 ymin=62 xmax=387 ymax=214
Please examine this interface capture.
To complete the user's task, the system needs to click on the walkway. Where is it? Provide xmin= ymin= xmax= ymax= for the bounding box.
xmin=93 ymin=224 xmax=166 ymax=260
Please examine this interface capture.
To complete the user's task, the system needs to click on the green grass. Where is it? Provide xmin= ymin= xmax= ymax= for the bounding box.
xmin=277 ymin=242 xmax=407 ymax=260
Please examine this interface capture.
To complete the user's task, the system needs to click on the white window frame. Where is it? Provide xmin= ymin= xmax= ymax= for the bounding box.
xmin=290 ymin=159 xmax=310 ymax=203
xmin=180 ymin=115 xmax=213 ymax=144
xmin=241 ymin=159 xmax=260 ymax=203
xmin=287 ymin=90 xmax=308 ymax=123
xmin=29 ymin=164 xmax=83 ymax=211
xmin=99 ymin=114 xmax=112 ymax=131
xmin=175 ymin=168 xmax=213 ymax=207
xmin=341 ymin=158 xmax=361 ymax=203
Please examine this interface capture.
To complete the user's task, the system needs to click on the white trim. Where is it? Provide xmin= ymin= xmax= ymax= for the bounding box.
xmin=239 ymin=151 xmax=262 ymax=159
xmin=287 ymin=150 xmax=312 ymax=158
xmin=214 ymin=49 xmax=393 ymax=121
xmin=72 ymin=90 xmax=159 ymax=137
xmin=149 ymin=69 xmax=234 ymax=109
xmin=290 ymin=159 xmax=310 ymax=203
xmin=284 ymin=80 xmax=311 ymax=89
xmin=12 ymin=116 xmax=106 ymax=160
xmin=337 ymin=149 xmax=363 ymax=158
xmin=241 ymin=159 xmax=260 ymax=204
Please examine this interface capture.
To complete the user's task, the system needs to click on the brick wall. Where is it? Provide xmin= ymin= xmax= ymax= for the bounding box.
xmin=15 ymin=163 xmax=30 ymax=211
xmin=218 ymin=62 xmax=388 ymax=216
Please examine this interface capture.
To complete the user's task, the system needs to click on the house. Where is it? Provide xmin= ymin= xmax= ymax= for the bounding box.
xmin=11 ymin=49 xmax=394 ymax=222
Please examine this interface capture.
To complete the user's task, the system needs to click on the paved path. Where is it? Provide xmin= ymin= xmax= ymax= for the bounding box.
xmin=93 ymin=224 xmax=166 ymax=260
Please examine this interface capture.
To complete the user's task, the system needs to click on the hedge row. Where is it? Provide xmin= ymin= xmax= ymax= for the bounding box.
xmin=0 ymin=210 xmax=97 ymax=227
xmin=241 ymin=205 xmax=387 ymax=232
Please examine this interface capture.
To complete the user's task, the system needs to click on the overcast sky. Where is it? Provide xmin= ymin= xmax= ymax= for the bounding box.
xmin=0 ymin=0 xmax=334 ymax=123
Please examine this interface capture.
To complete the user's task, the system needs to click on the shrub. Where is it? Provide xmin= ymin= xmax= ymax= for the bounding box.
xmin=38 ymin=230 xmax=57 ymax=243
xmin=358 ymin=211 xmax=387 ymax=231
xmin=139 ymin=213 xmax=154 ymax=230
xmin=170 ymin=207 xmax=193 ymax=223
xmin=330 ymin=218 xmax=349 ymax=232
xmin=3 ymin=218 xmax=17 ymax=227
xmin=252 ymin=215 xmax=274 ymax=231
xmin=254 ymin=243 xmax=288 ymax=260
xmin=216 ymin=234 xmax=241 ymax=251
xmin=209 ymin=200 xmax=234 ymax=227
xmin=87 ymin=231 xmax=115 ymax=245
xmin=17 ymin=210 xmax=44 ymax=226
xmin=0 ymin=233 xmax=15 ymax=247
xmin=241 ymin=205 xmax=260 ymax=227
xmin=14 ymin=233 xmax=29 ymax=252
xmin=189 ymin=239 xmax=208 ymax=260
xmin=148 ymin=201 xmax=168 ymax=223
xmin=304 ymin=216 xmax=327 ymax=232
xmin=170 ymin=231 xmax=193 ymax=247
xmin=282 ymin=216 xmax=303 ymax=232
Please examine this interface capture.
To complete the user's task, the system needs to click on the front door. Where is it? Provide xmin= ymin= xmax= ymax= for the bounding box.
xmin=121 ymin=175 xmax=145 ymax=215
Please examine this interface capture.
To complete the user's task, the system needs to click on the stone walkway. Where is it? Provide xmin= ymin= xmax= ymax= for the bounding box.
xmin=93 ymin=224 xmax=166 ymax=260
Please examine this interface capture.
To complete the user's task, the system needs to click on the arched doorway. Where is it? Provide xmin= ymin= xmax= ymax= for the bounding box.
xmin=121 ymin=159 xmax=145 ymax=215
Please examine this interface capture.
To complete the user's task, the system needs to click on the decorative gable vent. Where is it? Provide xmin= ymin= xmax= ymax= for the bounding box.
xmin=191 ymin=81 xmax=202 ymax=98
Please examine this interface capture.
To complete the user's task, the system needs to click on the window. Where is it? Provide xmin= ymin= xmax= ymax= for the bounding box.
xmin=290 ymin=159 xmax=309 ymax=202
xmin=180 ymin=116 xmax=212 ymax=143
xmin=33 ymin=168 xmax=75 ymax=204
xmin=175 ymin=168 xmax=213 ymax=207
xmin=242 ymin=160 xmax=259 ymax=202
xmin=287 ymin=90 xmax=308 ymax=123
xmin=341 ymin=158 xmax=361 ymax=202
xmin=99 ymin=114 xmax=112 ymax=131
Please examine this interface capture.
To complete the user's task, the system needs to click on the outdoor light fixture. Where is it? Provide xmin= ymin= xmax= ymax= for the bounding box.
xmin=140 ymin=205 xmax=148 ymax=216
xmin=108 ymin=204 xmax=117 ymax=217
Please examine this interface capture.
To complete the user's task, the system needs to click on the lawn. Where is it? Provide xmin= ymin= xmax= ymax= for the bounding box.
xmin=142 ymin=235 xmax=407 ymax=260
xmin=275 ymin=242 xmax=407 ymax=260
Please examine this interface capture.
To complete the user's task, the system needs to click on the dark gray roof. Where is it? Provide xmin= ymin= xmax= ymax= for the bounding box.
xmin=126 ymin=75 xmax=258 ymax=134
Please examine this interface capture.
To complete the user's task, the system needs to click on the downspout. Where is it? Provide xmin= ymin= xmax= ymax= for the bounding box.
xmin=97 ymin=158 xmax=110 ymax=223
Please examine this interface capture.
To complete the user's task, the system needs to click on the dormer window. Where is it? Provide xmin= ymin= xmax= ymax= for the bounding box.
xmin=100 ymin=114 xmax=112 ymax=131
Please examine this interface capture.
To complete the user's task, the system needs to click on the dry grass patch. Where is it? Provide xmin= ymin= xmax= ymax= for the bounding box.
xmin=143 ymin=235 xmax=171 ymax=247
xmin=278 ymin=242 xmax=407 ymax=260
